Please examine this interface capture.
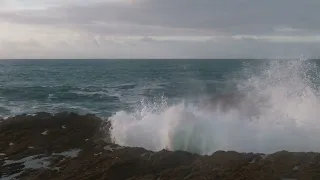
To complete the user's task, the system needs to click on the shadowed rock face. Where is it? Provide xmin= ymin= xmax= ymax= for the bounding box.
xmin=1 ymin=112 xmax=320 ymax=180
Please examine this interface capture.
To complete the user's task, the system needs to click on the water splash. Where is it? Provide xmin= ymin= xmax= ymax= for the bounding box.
xmin=109 ymin=58 xmax=320 ymax=155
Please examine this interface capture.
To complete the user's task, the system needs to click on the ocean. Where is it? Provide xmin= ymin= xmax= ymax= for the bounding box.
xmin=0 ymin=59 xmax=244 ymax=117
xmin=2 ymin=58 xmax=320 ymax=154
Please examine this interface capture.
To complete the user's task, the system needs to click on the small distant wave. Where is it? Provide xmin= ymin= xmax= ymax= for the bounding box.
xmin=110 ymin=83 xmax=137 ymax=90
xmin=0 ymin=101 xmax=102 ymax=119
xmin=48 ymin=94 xmax=54 ymax=100
xmin=55 ymin=90 xmax=120 ymax=102
xmin=70 ymin=90 xmax=117 ymax=98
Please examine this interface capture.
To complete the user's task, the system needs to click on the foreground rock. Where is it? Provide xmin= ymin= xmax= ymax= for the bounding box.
xmin=1 ymin=113 xmax=320 ymax=180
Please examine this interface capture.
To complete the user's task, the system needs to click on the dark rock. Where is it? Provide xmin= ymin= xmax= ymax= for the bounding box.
xmin=1 ymin=112 xmax=320 ymax=180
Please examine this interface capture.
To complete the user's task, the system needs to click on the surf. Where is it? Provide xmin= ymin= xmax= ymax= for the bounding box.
xmin=108 ymin=58 xmax=320 ymax=155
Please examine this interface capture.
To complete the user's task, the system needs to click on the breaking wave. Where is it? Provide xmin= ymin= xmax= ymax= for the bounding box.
xmin=109 ymin=58 xmax=320 ymax=155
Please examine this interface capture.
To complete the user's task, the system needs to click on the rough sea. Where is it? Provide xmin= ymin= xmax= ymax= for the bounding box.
xmin=0 ymin=59 xmax=243 ymax=117
xmin=2 ymin=58 xmax=320 ymax=154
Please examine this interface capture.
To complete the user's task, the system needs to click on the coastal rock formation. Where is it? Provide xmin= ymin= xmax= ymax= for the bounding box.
xmin=1 ymin=112 xmax=320 ymax=180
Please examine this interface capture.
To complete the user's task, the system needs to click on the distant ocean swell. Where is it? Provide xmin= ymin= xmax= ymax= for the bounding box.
xmin=109 ymin=58 xmax=320 ymax=155
xmin=0 ymin=82 xmax=151 ymax=117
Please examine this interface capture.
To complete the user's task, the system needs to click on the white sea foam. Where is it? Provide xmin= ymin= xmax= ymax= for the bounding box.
xmin=1 ymin=149 xmax=81 ymax=179
xmin=109 ymin=58 xmax=320 ymax=155
xmin=71 ymin=90 xmax=111 ymax=97
xmin=52 ymin=149 xmax=81 ymax=158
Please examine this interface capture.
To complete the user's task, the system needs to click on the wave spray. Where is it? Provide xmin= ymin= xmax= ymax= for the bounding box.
xmin=109 ymin=58 xmax=320 ymax=155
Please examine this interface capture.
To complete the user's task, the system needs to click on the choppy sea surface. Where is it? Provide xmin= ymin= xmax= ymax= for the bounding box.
xmin=3 ymin=58 xmax=320 ymax=154
xmin=0 ymin=59 xmax=245 ymax=117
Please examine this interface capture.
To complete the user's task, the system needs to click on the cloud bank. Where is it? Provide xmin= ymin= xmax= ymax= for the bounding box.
xmin=1 ymin=0 xmax=320 ymax=59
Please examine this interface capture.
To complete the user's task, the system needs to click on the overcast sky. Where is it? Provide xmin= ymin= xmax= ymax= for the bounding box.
xmin=1 ymin=0 xmax=320 ymax=59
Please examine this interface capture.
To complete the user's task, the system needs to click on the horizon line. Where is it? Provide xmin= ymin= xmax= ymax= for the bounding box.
xmin=0 ymin=58 xmax=319 ymax=60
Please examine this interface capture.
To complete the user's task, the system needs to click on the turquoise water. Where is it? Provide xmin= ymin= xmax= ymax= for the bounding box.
xmin=0 ymin=59 xmax=247 ymax=117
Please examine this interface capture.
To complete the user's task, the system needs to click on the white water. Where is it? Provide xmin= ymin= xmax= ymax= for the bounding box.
xmin=109 ymin=58 xmax=320 ymax=155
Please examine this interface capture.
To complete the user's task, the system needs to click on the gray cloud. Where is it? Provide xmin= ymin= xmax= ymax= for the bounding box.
xmin=1 ymin=0 xmax=320 ymax=58
xmin=1 ymin=0 xmax=320 ymax=36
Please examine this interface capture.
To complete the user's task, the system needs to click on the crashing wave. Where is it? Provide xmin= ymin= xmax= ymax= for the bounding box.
xmin=109 ymin=58 xmax=320 ymax=154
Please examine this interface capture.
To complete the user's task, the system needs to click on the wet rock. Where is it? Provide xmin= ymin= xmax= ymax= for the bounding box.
xmin=1 ymin=112 xmax=320 ymax=180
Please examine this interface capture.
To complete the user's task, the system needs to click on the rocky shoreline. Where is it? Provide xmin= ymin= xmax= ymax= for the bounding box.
xmin=1 ymin=112 xmax=320 ymax=180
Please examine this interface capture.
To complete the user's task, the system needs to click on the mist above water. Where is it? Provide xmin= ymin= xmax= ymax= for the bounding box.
xmin=109 ymin=59 xmax=320 ymax=155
